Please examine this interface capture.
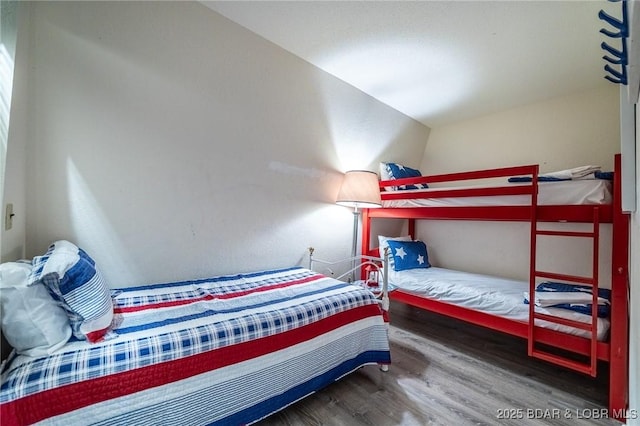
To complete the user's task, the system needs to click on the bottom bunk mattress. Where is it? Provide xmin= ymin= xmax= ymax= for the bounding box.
xmin=386 ymin=267 xmax=610 ymax=341
xmin=0 ymin=266 xmax=390 ymax=425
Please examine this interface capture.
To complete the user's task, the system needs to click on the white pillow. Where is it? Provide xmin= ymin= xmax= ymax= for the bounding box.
xmin=379 ymin=162 xmax=392 ymax=181
xmin=0 ymin=261 xmax=71 ymax=356
xmin=378 ymin=235 xmax=412 ymax=268
xmin=379 ymin=162 xmax=393 ymax=191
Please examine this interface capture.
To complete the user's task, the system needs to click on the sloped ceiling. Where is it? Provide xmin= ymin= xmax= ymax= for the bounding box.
xmin=203 ymin=1 xmax=619 ymax=128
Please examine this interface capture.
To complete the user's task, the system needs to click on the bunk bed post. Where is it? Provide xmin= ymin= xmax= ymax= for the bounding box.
xmin=527 ymin=165 xmax=539 ymax=359
xmin=361 ymin=208 xmax=372 ymax=278
xmin=609 ymin=153 xmax=630 ymax=419
xmin=591 ymin=207 xmax=601 ymax=376
xmin=408 ymin=218 xmax=416 ymax=239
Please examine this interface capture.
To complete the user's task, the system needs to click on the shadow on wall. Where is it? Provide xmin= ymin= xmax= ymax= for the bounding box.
xmin=0 ymin=331 xmax=10 ymax=361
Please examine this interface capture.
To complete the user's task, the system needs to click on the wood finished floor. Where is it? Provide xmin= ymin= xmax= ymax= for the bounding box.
xmin=257 ymin=301 xmax=621 ymax=426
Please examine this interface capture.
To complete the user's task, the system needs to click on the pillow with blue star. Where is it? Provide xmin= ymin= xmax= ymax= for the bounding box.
xmin=386 ymin=240 xmax=431 ymax=271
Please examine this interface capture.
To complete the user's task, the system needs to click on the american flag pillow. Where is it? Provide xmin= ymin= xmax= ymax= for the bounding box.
xmin=380 ymin=162 xmax=429 ymax=190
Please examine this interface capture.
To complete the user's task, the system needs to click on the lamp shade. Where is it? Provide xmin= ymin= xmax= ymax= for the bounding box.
xmin=336 ymin=170 xmax=382 ymax=208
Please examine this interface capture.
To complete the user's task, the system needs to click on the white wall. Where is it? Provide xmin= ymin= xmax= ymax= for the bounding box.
xmin=0 ymin=0 xmax=24 ymax=262
xmin=411 ymin=86 xmax=619 ymax=283
xmin=421 ymin=85 xmax=620 ymax=175
xmin=628 ymin=108 xmax=640 ymax=425
xmin=3 ymin=1 xmax=429 ymax=286
xmin=629 ymin=188 xmax=639 ymax=425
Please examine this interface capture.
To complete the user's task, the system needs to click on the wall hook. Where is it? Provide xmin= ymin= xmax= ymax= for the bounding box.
xmin=599 ymin=0 xmax=629 ymax=85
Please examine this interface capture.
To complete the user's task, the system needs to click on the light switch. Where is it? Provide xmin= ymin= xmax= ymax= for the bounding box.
xmin=5 ymin=203 xmax=14 ymax=230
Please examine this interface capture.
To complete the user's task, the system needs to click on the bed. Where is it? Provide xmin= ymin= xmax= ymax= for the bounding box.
xmin=381 ymin=178 xmax=612 ymax=208
xmin=384 ymin=266 xmax=610 ymax=341
xmin=361 ymin=155 xmax=629 ymax=420
xmin=0 ymin=242 xmax=391 ymax=425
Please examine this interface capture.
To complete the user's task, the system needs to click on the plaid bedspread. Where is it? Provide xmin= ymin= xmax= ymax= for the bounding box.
xmin=1 ymin=267 xmax=390 ymax=425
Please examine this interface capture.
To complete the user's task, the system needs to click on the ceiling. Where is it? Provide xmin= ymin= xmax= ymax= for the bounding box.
xmin=203 ymin=1 xmax=620 ymax=128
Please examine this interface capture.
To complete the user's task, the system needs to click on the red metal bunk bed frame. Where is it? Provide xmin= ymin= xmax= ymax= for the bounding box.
xmin=361 ymin=154 xmax=629 ymax=420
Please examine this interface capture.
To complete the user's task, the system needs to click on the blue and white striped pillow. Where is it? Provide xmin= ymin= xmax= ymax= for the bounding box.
xmin=30 ymin=240 xmax=114 ymax=343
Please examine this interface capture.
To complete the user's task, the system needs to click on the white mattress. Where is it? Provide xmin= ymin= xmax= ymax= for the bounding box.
xmin=387 ymin=266 xmax=610 ymax=340
xmin=382 ymin=179 xmax=612 ymax=208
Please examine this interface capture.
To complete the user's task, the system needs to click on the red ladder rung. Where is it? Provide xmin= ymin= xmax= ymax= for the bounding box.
xmin=534 ymin=270 xmax=595 ymax=285
xmin=536 ymin=229 xmax=595 ymax=238
xmin=528 ymin=205 xmax=600 ymax=378
xmin=534 ymin=312 xmax=593 ymax=331
xmin=531 ymin=349 xmax=595 ymax=376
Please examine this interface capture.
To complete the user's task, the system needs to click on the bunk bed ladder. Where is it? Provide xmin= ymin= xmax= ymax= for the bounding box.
xmin=528 ymin=207 xmax=601 ymax=377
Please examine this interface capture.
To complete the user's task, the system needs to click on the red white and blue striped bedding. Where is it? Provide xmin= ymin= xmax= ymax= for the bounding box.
xmin=1 ymin=266 xmax=390 ymax=425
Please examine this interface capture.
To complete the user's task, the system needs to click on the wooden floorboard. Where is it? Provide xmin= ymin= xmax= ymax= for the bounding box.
xmin=257 ymin=301 xmax=621 ymax=426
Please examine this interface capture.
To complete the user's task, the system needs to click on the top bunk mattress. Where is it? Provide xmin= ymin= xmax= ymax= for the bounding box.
xmin=382 ymin=179 xmax=612 ymax=208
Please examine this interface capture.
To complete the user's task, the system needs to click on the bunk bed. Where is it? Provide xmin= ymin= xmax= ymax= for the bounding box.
xmin=361 ymin=154 xmax=630 ymax=420
xmin=0 ymin=241 xmax=391 ymax=425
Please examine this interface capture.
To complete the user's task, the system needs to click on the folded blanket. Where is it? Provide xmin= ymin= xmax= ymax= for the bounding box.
xmin=536 ymin=281 xmax=611 ymax=301
xmin=544 ymin=165 xmax=602 ymax=180
xmin=509 ymin=176 xmax=569 ymax=182
xmin=523 ymin=291 xmax=610 ymax=307
xmin=523 ymin=293 xmax=610 ymax=318
xmin=551 ymin=303 xmax=610 ymax=317
xmin=508 ymin=165 xmax=612 ymax=183
xmin=594 ymin=171 xmax=614 ymax=180
xmin=523 ymin=281 xmax=611 ymax=318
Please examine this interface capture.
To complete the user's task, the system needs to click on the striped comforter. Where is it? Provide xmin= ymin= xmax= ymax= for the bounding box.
xmin=0 ymin=267 xmax=390 ymax=425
